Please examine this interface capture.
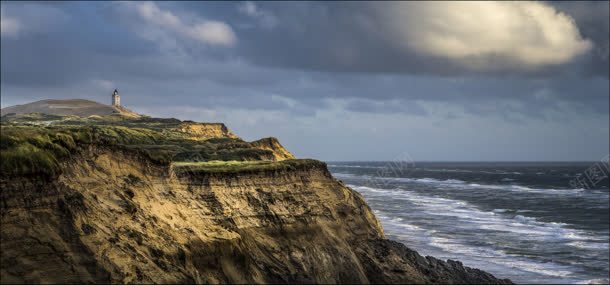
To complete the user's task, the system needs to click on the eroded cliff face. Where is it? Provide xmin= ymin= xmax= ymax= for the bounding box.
xmin=0 ymin=147 xmax=510 ymax=284
xmin=250 ymin=137 xmax=295 ymax=161
xmin=175 ymin=122 xmax=238 ymax=140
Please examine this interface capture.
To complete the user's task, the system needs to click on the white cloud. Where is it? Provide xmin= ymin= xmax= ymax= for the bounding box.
xmin=187 ymin=21 xmax=236 ymax=45
xmin=374 ymin=1 xmax=592 ymax=70
xmin=91 ymin=79 xmax=115 ymax=90
xmin=237 ymin=1 xmax=277 ymax=29
xmin=1 ymin=15 xmax=20 ymax=37
xmin=128 ymin=1 xmax=236 ymax=46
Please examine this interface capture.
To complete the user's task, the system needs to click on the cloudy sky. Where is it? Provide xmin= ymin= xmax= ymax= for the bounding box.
xmin=1 ymin=1 xmax=608 ymax=161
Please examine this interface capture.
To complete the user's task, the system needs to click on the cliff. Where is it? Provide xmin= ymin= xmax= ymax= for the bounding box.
xmin=175 ymin=122 xmax=238 ymax=140
xmin=0 ymin=147 xmax=510 ymax=284
xmin=250 ymin=137 xmax=295 ymax=161
xmin=0 ymin=109 xmax=511 ymax=284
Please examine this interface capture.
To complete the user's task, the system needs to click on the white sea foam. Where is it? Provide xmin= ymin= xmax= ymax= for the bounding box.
xmin=416 ymin=168 xmax=525 ymax=175
xmin=327 ymin=164 xmax=386 ymax=169
xmin=567 ymin=241 xmax=610 ymax=250
xmin=428 ymin=237 xmax=576 ymax=278
xmin=332 ymin=173 xmax=359 ymax=179
xmin=337 ymin=173 xmax=603 ymax=197
xmin=372 ymin=210 xmax=432 ymax=245
xmin=349 ymin=184 xmax=609 ymax=280
xmin=577 ymin=278 xmax=610 ymax=284
xmin=351 ymin=185 xmax=603 ymax=242
xmin=418 ymin=168 xmax=475 ymax=173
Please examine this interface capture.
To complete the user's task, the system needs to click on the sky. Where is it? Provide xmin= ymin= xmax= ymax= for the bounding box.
xmin=1 ymin=1 xmax=608 ymax=161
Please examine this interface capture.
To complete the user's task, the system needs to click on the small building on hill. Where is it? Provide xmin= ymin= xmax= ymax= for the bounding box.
xmin=112 ymin=89 xmax=121 ymax=107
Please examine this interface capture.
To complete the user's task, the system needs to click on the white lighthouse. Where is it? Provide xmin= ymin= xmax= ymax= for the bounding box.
xmin=112 ymin=89 xmax=121 ymax=107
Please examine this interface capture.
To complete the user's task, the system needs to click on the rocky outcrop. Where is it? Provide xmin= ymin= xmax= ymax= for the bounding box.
xmin=355 ymin=239 xmax=511 ymax=284
xmin=0 ymin=147 xmax=511 ymax=284
xmin=250 ymin=137 xmax=295 ymax=161
xmin=175 ymin=122 xmax=238 ymax=140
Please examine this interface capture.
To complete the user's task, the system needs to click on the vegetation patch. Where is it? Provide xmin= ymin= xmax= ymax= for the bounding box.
xmin=0 ymin=115 xmax=296 ymax=177
xmin=0 ymin=126 xmax=85 ymax=177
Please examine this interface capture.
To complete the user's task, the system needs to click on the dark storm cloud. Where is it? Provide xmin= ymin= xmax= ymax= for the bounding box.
xmin=223 ymin=2 xmax=601 ymax=77
xmin=1 ymin=2 xmax=608 ymax=116
xmin=228 ymin=2 xmax=496 ymax=75
xmin=0 ymin=2 xmax=158 ymax=87
xmin=344 ymin=99 xmax=428 ymax=116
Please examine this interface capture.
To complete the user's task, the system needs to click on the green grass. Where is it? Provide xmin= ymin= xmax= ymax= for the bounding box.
xmin=0 ymin=112 xmax=65 ymax=123
xmin=0 ymin=125 xmax=84 ymax=177
xmin=0 ymin=117 xmax=295 ymax=177
xmin=0 ymin=143 xmax=60 ymax=176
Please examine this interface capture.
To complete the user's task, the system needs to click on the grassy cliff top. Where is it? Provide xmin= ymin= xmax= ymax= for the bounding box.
xmin=0 ymin=114 xmax=293 ymax=178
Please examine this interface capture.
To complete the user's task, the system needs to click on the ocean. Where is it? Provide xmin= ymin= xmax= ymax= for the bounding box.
xmin=328 ymin=161 xmax=609 ymax=284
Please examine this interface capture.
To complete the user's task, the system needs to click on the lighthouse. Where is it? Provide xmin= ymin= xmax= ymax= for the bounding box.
xmin=112 ymin=89 xmax=121 ymax=107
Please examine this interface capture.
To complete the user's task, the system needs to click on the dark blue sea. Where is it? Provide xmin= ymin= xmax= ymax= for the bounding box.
xmin=328 ymin=161 xmax=609 ymax=284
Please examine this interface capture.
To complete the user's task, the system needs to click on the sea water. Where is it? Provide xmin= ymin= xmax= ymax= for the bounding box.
xmin=328 ymin=161 xmax=609 ymax=284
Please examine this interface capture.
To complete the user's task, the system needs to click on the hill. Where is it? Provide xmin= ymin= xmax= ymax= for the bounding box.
xmin=0 ymin=99 xmax=141 ymax=118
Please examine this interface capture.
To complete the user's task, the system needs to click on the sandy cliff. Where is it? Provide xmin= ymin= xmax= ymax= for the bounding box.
xmin=0 ymin=146 xmax=510 ymax=284
xmin=250 ymin=137 xmax=295 ymax=161
xmin=175 ymin=122 xmax=238 ymax=140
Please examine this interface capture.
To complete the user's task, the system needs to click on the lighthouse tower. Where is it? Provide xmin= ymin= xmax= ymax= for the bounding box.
xmin=112 ymin=89 xmax=121 ymax=107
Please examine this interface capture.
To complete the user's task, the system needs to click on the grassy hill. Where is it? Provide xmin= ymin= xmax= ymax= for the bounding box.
xmin=1 ymin=99 xmax=141 ymax=118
